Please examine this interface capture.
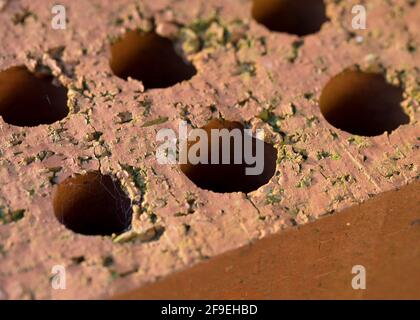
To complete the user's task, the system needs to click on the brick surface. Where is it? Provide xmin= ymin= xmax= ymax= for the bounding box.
xmin=0 ymin=0 xmax=418 ymax=299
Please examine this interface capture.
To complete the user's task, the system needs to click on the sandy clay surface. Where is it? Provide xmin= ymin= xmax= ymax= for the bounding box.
xmin=0 ymin=0 xmax=419 ymax=299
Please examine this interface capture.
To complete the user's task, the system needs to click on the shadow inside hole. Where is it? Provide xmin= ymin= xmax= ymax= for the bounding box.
xmin=319 ymin=69 xmax=409 ymax=137
xmin=180 ymin=119 xmax=277 ymax=194
xmin=53 ymin=172 xmax=132 ymax=236
xmin=251 ymin=0 xmax=328 ymax=36
xmin=110 ymin=30 xmax=197 ymax=90
xmin=0 ymin=66 xmax=68 ymax=127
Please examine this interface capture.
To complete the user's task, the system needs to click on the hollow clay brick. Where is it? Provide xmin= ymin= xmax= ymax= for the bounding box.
xmin=0 ymin=0 xmax=418 ymax=299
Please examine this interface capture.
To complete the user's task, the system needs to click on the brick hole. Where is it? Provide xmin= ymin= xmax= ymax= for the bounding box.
xmin=0 ymin=65 xmax=68 ymax=127
xmin=110 ymin=30 xmax=196 ymax=90
xmin=180 ymin=119 xmax=277 ymax=193
xmin=319 ymin=69 xmax=409 ymax=136
xmin=53 ymin=172 xmax=132 ymax=236
xmin=252 ymin=0 xmax=328 ymax=36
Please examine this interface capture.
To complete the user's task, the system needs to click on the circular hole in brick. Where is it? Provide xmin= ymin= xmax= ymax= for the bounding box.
xmin=0 ymin=66 xmax=68 ymax=127
xmin=180 ymin=119 xmax=277 ymax=193
xmin=110 ymin=30 xmax=197 ymax=89
xmin=319 ymin=69 xmax=409 ymax=136
xmin=251 ymin=0 xmax=328 ymax=36
xmin=53 ymin=172 xmax=132 ymax=236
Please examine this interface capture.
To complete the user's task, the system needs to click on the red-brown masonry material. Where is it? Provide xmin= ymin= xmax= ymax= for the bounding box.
xmin=117 ymin=181 xmax=420 ymax=300
xmin=0 ymin=0 xmax=418 ymax=299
